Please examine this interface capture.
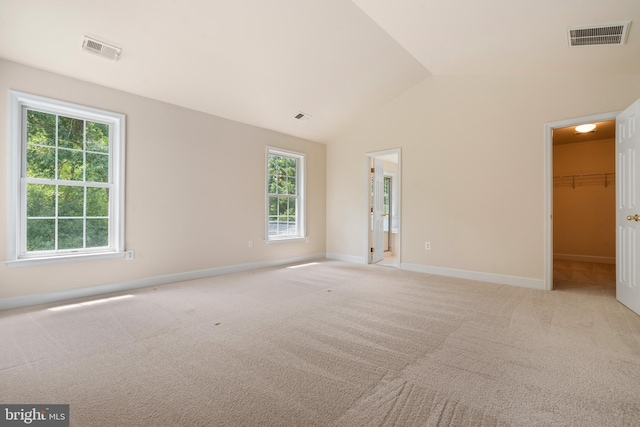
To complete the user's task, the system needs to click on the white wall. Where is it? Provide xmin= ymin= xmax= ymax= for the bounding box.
xmin=0 ymin=59 xmax=326 ymax=303
xmin=327 ymin=74 xmax=640 ymax=286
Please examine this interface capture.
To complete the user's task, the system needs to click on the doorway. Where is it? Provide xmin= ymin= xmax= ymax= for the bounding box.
xmin=551 ymin=120 xmax=616 ymax=296
xmin=544 ymin=112 xmax=619 ymax=291
xmin=366 ymin=149 xmax=401 ymax=268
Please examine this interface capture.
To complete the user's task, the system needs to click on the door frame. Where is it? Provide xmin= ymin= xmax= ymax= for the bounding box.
xmin=544 ymin=111 xmax=621 ymax=290
xmin=365 ymin=148 xmax=402 ymax=267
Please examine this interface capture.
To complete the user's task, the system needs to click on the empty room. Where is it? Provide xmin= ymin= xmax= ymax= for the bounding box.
xmin=1 ymin=1 xmax=640 ymax=426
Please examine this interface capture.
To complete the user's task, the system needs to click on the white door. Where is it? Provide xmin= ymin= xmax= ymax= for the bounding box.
xmin=617 ymin=98 xmax=640 ymax=316
xmin=371 ymin=159 xmax=384 ymax=263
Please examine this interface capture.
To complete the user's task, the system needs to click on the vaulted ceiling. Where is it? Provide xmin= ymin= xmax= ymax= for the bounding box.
xmin=1 ymin=0 xmax=638 ymax=142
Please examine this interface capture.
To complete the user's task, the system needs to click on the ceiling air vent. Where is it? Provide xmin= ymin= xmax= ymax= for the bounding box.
xmin=567 ymin=22 xmax=631 ymax=47
xmin=82 ymin=36 xmax=122 ymax=61
xmin=294 ymin=112 xmax=312 ymax=122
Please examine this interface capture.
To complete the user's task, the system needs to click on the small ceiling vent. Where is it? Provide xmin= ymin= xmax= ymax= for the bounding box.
xmin=294 ymin=112 xmax=312 ymax=122
xmin=82 ymin=36 xmax=122 ymax=61
xmin=567 ymin=22 xmax=631 ymax=47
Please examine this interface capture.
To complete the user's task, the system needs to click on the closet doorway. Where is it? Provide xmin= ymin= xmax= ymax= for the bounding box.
xmin=551 ymin=119 xmax=616 ymax=295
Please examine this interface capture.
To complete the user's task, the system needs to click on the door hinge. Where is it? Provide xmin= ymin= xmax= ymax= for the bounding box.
xmin=370 ymin=247 xmax=374 ymax=253
xmin=371 ymin=167 xmax=375 ymax=173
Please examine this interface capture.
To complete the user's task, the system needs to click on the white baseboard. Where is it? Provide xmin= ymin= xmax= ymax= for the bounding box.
xmin=400 ymin=263 xmax=546 ymax=290
xmin=0 ymin=253 xmax=326 ymax=311
xmin=325 ymin=253 xmax=367 ymax=264
xmin=553 ymin=254 xmax=615 ymax=264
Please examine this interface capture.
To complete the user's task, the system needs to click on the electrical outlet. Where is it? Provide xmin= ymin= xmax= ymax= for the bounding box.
xmin=425 ymin=242 xmax=431 ymax=250
xmin=305 ymin=236 xmax=310 ymax=243
xmin=125 ymin=250 xmax=135 ymax=260
xmin=248 ymin=240 xmax=254 ymax=248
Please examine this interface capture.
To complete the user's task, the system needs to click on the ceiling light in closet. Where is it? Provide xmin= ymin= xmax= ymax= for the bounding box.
xmin=575 ymin=124 xmax=596 ymax=133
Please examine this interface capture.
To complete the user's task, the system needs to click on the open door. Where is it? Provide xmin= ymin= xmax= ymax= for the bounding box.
xmin=371 ymin=158 xmax=384 ymax=263
xmin=617 ymin=98 xmax=640 ymax=316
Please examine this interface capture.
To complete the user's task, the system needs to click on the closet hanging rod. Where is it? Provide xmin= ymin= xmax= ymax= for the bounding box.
xmin=553 ymin=172 xmax=615 ymax=189
xmin=553 ymin=173 xmax=614 ymax=179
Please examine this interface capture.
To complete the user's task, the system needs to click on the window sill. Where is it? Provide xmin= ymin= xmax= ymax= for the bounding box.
xmin=265 ymin=236 xmax=307 ymax=244
xmin=5 ymin=251 xmax=125 ymax=268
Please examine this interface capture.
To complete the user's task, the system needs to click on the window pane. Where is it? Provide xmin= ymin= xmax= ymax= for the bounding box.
xmin=288 ymin=198 xmax=297 ymax=216
xmin=27 ymin=184 xmax=56 ymax=217
xmin=277 ymin=197 xmax=289 ymax=215
xmin=268 ymin=155 xmax=277 ymax=175
xmin=287 ymin=177 xmax=296 ymax=195
xmin=27 ymin=219 xmax=55 ymax=251
xmin=86 ymin=153 xmax=109 ymax=182
xmin=287 ymin=198 xmax=297 ymax=235
xmin=26 ymin=145 xmax=56 ymax=179
xmin=27 ymin=110 xmax=56 ymax=146
xmin=58 ymin=116 xmax=84 ymax=150
xmin=268 ymin=196 xmax=278 ymax=216
xmin=58 ymin=149 xmax=84 ymax=181
xmin=268 ymin=174 xmax=277 ymax=194
xmin=275 ymin=156 xmax=286 ymax=172
xmin=287 ymin=157 xmax=297 ymax=176
xmin=58 ymin=219 xmax=83 ymax=249
xmin=276 ymin=173 xmax=288 ymax=195
xmin=86 ymin=121 xmax=109 ymax=153
xmin=384 ymin=177 xmax=390 ymax=215
xmin=58 ymin=186 xmax=84 ymax=217
xmin=87 ymin=219 xmax=108 ymax=248
xmin=268 ymin=216 xmax=277 ymax=236
xmin=87 ymin=187 xmax=109 ymax=217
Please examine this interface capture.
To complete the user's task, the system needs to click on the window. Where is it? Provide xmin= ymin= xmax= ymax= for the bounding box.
xmin=7 ymin=91 xmax=125 ymax=265
xmin=383 ymin=175 xmax=391 ymax=230
xmin=266 ymin=147 xmax=305 ymax=241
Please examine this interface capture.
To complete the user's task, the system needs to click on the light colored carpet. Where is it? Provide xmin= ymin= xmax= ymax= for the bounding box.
xmin=1 ymin=259 xmax=639 ymax=426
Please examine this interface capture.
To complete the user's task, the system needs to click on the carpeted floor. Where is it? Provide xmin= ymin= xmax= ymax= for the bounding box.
xmin=1 ymin=259 xmax=639 ymax=426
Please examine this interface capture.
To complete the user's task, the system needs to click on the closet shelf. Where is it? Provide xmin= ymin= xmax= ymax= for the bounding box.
xmin=553 ymin=173 xmax=615 ymax=189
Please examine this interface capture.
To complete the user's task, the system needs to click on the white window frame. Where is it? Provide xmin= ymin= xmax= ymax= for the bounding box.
xmin=6 ymin=90 xmax=126 ymax=267
xmin=265 ymin=146 xmax=306 ymax=242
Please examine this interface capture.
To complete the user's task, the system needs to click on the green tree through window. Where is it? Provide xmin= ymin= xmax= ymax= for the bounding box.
xmin=267 ymin=148 xmax=305 ymax=240
xmin=25 ymin=110 xmax=111 ymax=252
